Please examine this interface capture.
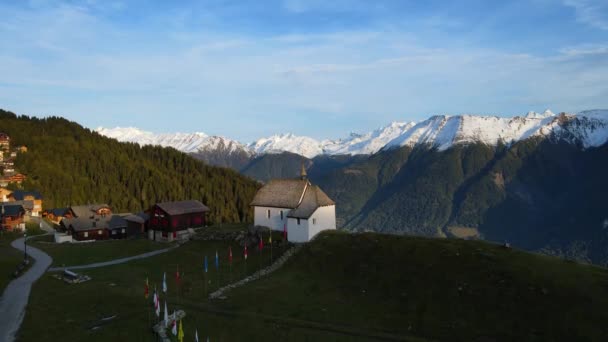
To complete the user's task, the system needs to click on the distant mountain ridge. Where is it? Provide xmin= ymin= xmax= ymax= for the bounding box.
xmin=96 ymin=110 xmax=608 ymax=162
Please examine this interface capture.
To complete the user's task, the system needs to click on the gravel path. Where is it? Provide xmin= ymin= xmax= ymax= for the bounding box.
xmin=0 ymin=236 xmax=53 ymax=342
xmin=47 ymin=244 xmax=179 ymax=272
xmin=209 ymin=244 xmax=303 ymax=299
xmin=0 ymin=218 xmax=177 ymax=342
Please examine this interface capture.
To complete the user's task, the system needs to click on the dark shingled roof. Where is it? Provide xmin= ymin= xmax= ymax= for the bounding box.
xmin=156 ymin=200 xmax=210 ymax=216
xmin=1 ymin=204 xmax=25 ymax=217
xmin=10 ymin=190 xmax=42 ymax=201
xmin=251 ymin=178 xmax=335 ymax=218
xmin=122 ymin=213 xmax=145 ymax=224
xmin=250 ymin=179 xmax=309 ymax=208
xmin=63 ymin=214 xmax=127 ymax=232
xmin=11 ymin=200 xmax=34 ymax=211
xmin=50 ymin=207 xmax=70 ymax=217
xmin=287 ymin=185 xmax=335 ymax=219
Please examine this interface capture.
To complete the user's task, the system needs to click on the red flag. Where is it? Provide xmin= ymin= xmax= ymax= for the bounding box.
xmin=244 ymin=245 xmax=248 ymax=260
xmin=144 ymin=277 xmax=149 ymax=299
xmin=228 ymin=246 xmax=233 ymax=264
xmin=175 ymin=265 xmax=180 ymax=285
xmin=259 ymin=236 xmax=264 ymax=251
xmin=283 ymin=224 xmax=287 ymax=241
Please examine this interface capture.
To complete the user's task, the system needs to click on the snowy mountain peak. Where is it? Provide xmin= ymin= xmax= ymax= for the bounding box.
xmin=96 ymin=127 xmax=250 ymax=155
xmin=248 ymin=133 xmax=323 ymax=158
xmin=96 ymin=110 xmax=608 ymax=160
xmin=384 ymin=110 xmax=607 ymax=152
xmin=525 ymin=109 xmax=555 ymax=119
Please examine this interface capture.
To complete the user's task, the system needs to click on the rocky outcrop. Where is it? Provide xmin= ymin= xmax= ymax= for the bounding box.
xmin=152 ymin=310 xmax=186 ymax=342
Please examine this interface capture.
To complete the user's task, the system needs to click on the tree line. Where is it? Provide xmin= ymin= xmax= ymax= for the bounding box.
xmin=0 ymin=109 xmax=260 ymax=224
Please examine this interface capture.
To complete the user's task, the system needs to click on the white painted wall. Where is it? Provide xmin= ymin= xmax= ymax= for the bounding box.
xmin=287 ymin=217 xmax=309 ymax=243
xmin=287 ymin=205 xmax=336 ymax=243
xmin=254 ymin=206 xmax=290 ymax=231
xmin=307 ymin=205 xmax=336 ymax=240
xmin=54 ymin=232 xmax=73 ymax=243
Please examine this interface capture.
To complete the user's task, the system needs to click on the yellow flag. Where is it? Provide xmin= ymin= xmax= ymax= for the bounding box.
xmin=268 ymin=231 xmax=272 ymax=244
xmin=178 ymin=319 xmax=184 ymax=342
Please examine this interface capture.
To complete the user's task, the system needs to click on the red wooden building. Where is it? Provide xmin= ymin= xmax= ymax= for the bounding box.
xmin=148 ymin=200 xmax=209 ymax=242
xmin=0 ymin=204 xmax=25 ymax=231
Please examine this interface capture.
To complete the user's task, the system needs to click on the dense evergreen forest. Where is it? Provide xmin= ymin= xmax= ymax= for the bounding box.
xmin=314 ymin=140 xmax=608 ymax=265
xmin=0 ymin=109 xmax=260 ymax=224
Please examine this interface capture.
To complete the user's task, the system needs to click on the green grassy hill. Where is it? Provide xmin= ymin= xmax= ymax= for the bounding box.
xmin=0 ymin=109 xmax=259 ymax=223
xmin=19 ymin=231 xmax=608 ymax=341
xmin=224 ymin=231 xmax=608 ymax=341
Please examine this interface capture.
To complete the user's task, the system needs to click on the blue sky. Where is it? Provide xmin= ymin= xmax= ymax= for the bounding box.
xmin=1 ymin=0 xmax=607 ymax=141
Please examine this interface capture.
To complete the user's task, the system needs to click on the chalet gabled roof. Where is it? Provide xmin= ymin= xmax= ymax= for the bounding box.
xmin=250 ymin=179 xmax=309 ymax=208
xmin=122 ymin=213 xmax=145 ymax=224
xmin=1 ymin=204 xmax=24 ymax=217
xmin=64 ymin=214 xmax=127 ymax=232
xmin=91 ymin=204 xmax=111 ymax=212
xmin=50 ymin=207 xmax=70 ymax=217
xmin=156 ymin=200 xmax=210 ymax=216
xmin=287 ymin=185 xmax=335 ymax=219
xmin=64 ymin=217 xmax=101 ymax=232
xmin=107 ymin=215 xmax=128 ymax=229
xmin=70 ymin=204 xmax=110 ymax=218
xmin=11 ymin=200 xmax=34 ymax=211
xmin=9 ymin=190 xmax=42 ymax=201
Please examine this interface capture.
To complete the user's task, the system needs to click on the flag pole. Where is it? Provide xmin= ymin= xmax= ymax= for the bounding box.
xmin=146 ymin=292 xmax=150 ymax=341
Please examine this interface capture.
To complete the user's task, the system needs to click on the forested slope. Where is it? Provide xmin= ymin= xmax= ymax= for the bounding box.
xmin=0 ymin=109 xmax=259 ymax=223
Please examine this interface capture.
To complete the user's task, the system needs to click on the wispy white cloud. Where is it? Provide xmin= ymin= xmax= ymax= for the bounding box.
xmin=558 ymin=44 xmax=608 ymax=56
xmin=563 ymin=0 xmax=608 ymax=30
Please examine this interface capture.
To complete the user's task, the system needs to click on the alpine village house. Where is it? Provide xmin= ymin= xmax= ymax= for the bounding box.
xmin=251 ymin=165 xmax=336 ymax=242
xmin=148 ymin=200 xmax=210 ymax=242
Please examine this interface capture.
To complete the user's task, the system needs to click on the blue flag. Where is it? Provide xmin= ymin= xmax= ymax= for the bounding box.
xmin=204 ymin=256 xmax=208 ymax=273
xmin=215 ymin=250 xmax=219 ymax=270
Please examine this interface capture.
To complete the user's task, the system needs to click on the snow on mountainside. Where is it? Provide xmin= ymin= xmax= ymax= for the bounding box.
xmin=96 ymin=110 xmax=608 ymax=159
xmin=247 ymin=133 xmax=323 ymax=158
xmin=322 ymin=121 xmax=416 ymax=155
xmin=95 ymin=127 xmax=251 ymax=155
xmin=384 ymin=110 xmax=608 ymax=151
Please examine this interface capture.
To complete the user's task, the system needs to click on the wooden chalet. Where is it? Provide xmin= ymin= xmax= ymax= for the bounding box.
xmin=68 ymin=204 xmax=112 ymax=218
xmin=1 ymin=173 xmax=27 ymax=186
xmin=44 ymin=207 xmax=72 ymax=223
xmin=62 ymin=214 xmax=130 ymax=241
xmin=59 ymin=204 xmax=150 ymax=241
xmin=122 ymin=214 xmax=146 ymax=236
xmin=62 ymin=217 xmax=110 ymax=241
xmin=148 ymin=200 xmax=209 ymax=242
xmin=1 ymin=204 xmax=25 ymax=231
xmin=8 ymin=190 xmax=42 ymax=216
xmin=0 ymin=188 xmax=12 ymax=202
xmin=0 ymin=133 xmax=9 ymax=152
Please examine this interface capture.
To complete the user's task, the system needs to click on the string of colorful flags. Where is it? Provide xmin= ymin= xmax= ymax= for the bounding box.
xmin=142 ymin=227 xmax=285 ymax=341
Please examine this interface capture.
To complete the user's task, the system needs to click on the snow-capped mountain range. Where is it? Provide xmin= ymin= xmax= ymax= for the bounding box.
xmin=96 ymin=110 xmax=608 ymax=159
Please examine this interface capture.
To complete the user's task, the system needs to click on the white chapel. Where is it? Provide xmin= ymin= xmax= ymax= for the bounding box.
xmin=250 ymin=166 xmax=336 ymax=242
